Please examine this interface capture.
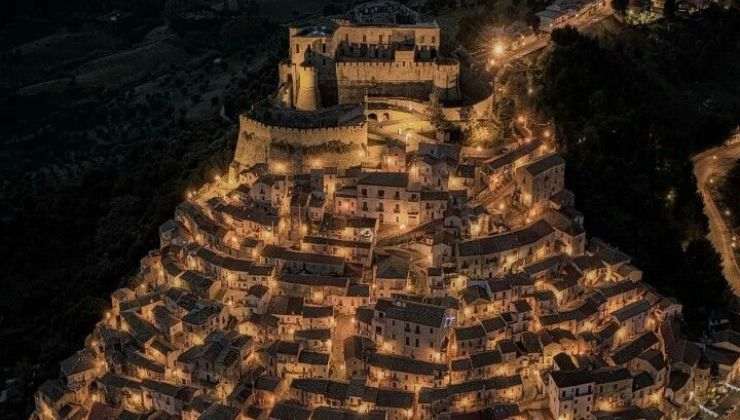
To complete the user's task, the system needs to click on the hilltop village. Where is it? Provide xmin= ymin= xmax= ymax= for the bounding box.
xmin=32 ymin=2 xmax=740 ymax=420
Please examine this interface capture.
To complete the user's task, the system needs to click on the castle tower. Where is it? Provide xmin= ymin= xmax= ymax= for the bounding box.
xmin=433 ymin=59 xmax=461 ymax=102
xmin=295 ymin=63 xmax=320 ymax=111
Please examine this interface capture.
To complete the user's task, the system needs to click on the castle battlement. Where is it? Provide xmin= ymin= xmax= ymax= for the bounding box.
xmin=239 ymin=114 xmax=367 ymax=137
xmin=335 ymin=60 xmax=438 ymax=68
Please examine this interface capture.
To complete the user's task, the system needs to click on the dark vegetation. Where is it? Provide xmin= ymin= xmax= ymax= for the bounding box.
xmin=0 ymin=0 xmax=288 ymax=417
xmin=535 ymin=7 xmax=740 ymax=333
xmin=451 ymin=0 xmax=543 ymax=52
xmin=720 ymin=159 xmax=740 ymax=230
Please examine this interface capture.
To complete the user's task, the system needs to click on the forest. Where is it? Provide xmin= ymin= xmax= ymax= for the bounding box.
xmin=0 ymin=1 xmax=283 ymax=417
xmin=534 ymin=6 xmax=740 ymax=333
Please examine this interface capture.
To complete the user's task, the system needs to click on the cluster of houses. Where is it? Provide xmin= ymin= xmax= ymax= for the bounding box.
xmin=535 ymin=0 xmax=607 ymax=31
xmin=34 ymin=124 xmax=740 ymax=420
xmin=32 ymin=6 xmax=740 ymax=420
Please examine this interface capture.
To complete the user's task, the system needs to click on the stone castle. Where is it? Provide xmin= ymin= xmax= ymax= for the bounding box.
xmin=232 ymin=1 xmax=493 ymax=175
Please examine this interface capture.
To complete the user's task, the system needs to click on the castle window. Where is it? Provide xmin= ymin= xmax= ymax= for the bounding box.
xmin=420 ymin=35 xmax=425 ymax=44
xmin=362 ymin=35 xmax=367 ymax=43
xmin=379 ymin=34 xmax=384 ymax=44
xmin=322 ymin=43 xmax=326 ymax=53
xmin=295 ymin=44 xmax=300 ymax=53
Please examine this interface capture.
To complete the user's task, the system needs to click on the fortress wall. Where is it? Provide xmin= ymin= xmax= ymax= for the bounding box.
xmin=234 ymin=114 xmax=368 ymax=168
xmin=338 ymin=82 xmax=433 ymax=105
xmin=333 ymin=26 xmax=440 ymax=50
xmin=234 ymin=131 xmax=270 ymax=169
xmin=369 ymin=97 xmax=431 ymax=114
xmin=238 ymin=115 xmax=368 ymax=147
xmin=441 ymin=92 xmax=494 ymax=121
xmin=336 ymin=61 xmax=438 ymax=83
xmin=268 ymin=145 xmax=369 ymax=172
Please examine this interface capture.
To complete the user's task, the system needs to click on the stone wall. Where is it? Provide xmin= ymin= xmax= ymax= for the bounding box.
xmin=336 ymin=61 xmax=438 ymax=83
xmin=441 ymin=92 xmax=494 ymax=121
xmin=233 ymin=114 xmax=368 ymax=169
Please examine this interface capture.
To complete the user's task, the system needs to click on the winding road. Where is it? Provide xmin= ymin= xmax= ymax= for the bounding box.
xmin=692 ymin=132 xmax=740 ymax=296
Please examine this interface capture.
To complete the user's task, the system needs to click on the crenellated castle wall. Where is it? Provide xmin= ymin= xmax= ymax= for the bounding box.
xmin=336 ymin=60 xmax=439 ymax=83
xmin=233 ymin=114 xmax=368 ymax=169
xmin=335 ymin=60 xmax=460 ymax=104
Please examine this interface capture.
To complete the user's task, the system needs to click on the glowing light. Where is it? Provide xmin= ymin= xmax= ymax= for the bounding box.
xmin=214 ymin=175 xmax=221 ymax=182
xmin=543 ymin=129 xmax=551 ymax=138
xmin=493 ymin=41 xmax=506 ymax=57
xmin=517 ymin=115 xmax=527 ymax=124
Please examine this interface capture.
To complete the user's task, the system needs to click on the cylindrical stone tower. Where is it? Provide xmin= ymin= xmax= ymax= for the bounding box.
xmin=295 ymin=63 xmax=320 ymax=111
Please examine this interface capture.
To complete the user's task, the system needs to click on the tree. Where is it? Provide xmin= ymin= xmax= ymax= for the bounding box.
xmin=527 ymin=13 xmax=541 ymax=33
xmin=550 ymin=26 xmax=581 ymax=46
xmin=663 ymin=0 xmax=676 ymax=18
xmin=611 ymin=0 xmax=629 ymax=14
xmin=322 ymin=2 xmax=343 ymax=15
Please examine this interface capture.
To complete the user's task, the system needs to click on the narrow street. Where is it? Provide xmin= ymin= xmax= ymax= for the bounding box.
xmin=490 ymin=2 xmax=614 ymax=71
xmin=330 ymin=313 xmax=356 ymax=380
xmin=692 ymin=132 xmax=740 ymax=295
